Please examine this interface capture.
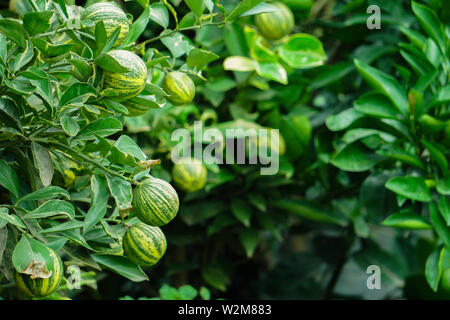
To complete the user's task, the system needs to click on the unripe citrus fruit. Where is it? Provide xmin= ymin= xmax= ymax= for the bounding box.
xmin=254 ymin=2 xmax=294 ymax=40
xmin=103 ymin=50 xmax=147 ymax=100
xmin=122 ymin=222 xmax=167 ymax=266
xmin=132 ymin=178 xmax=179 ymax=226
xmin=162 ymin=71 xmax=195 ymax=105
xmin=81 ymin=2 xmax=129 ymax=47
xmin=172 ymin=158 xmax=207 ymax=193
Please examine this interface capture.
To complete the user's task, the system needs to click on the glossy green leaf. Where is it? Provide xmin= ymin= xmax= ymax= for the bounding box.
xmin=354 ymin=92 xmax=400 ymax=119
xmin=239 ymin=228 xmax=259 ymax=258
xmin=425 ymin=246 xmax=444 ymax=292
xmin=278 ymin=34 xmax=327 ymax=69
xmin=92 ymin=254 xmax=149 ymax=282
xmin=23 ymin=11 xmax=53 ymax=36
xmin=385 ymin=176 xmax=432 ymax=202
xmin=0 ymin=159 xmax=19 ymax=199
xmin=12 ymin=235 xmax=56 ymax=274
xmin=382 ymin=211 xmax=432 ymax=229
xmin=31 ymin=142 xmax=53 ymax=187
xmin=24 ymin=200 xmax=75 ymax=220
xmin=354 ymin=59 xmax=409 ymax=116
xmin=77 ymin=117 xmax=123 ymax=140
xmin=18 ymin=186 xmax=70 ymax=203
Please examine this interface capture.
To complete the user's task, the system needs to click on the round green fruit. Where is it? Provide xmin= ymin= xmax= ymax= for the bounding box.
xmin=132 ymin=178 xmax=179 ymax=226
xmin=103 ymin=50 xmax=147 ymax=100
xmin=172 ymin=158 xmax=207 ymax=193
xmin=81 ymin=2 xmax=129 ymax=47
xmin=122 ymin=99 xmax=150 ymax=117
xmin=122 ymin=222 xmax=167 ymax=266
xmin=254 ymin=2 xmax=294 ymax=40
xmin=14 ymin=248 xmax=64 ymax=298
xmin=162 ymin=71 xmax=195 ymax=105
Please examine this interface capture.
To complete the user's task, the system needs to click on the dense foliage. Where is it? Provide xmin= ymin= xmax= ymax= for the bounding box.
xmin=0 ymin=0 xmax=449 ymax=300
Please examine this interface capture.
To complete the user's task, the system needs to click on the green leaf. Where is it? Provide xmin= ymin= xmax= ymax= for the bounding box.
xmin=39 ymin=220 xmax=84 ymax=234
xmin=94 ymin=21 xmax=107 ymax=53
xmin=425 ymin=246 xmax=444 ymax=292
xmin=430 ymin=202 xmax=450 ymax=249
xmin=310 ymin=62 xmax=354 ymax=90
xmin=31 ymin=142 xmax=54 ymax=187
xmin=24 ymin=200 xmax=75 ymax=220
xmin=385 ymin=176 xmax=432 ymax=202
xmin=77 ymin=117 xmax=123 ymax=140
xmin=226 ymin=0 xmax=263 ymax=22
xmin=187 ymin=48 xmax=219 ymax=68
xmin=159 ymin=284 xmax=180 ymax=299
xmin=12 ymin=235 xmax=57 ymax=275
xmin=199 ymin=286 xmax=211 ymax=300
xmin=178 ymin=285 xmax=198 ymax=300
xmin=421 ymin=139 xmax=448 ymax=174
xmin=230 ymin=199 xmax=252 ymax=227
xmin=0 ymin=159 xmax=19 ymax=199
xmin=23 ymin=11 xmax=53 ymax=36
xmin=326 ymin=108 xmax=364 ymax=132
xmin=13 ymin=41 xmax=34 ymax=73
xmin=150 ymin=3 xmax=169 ymax=28
xmin=0 ymin=18 xmax=29 ymax=48
xmin=160 ymin=31 xmax=194 ymax=58
xmin=437 ymin=197 xmax=450 ymax=226
xmin=123 ymin=6 xmax=150 ymax=47
xmin=354 ymin=92 xmax=400 ymax=119
xmin=223 ymin=56 xmax=255 ymax=71
xmin=255 ymin=61 xmax=287 ymax=84
xmin=105 ymin=175 xmax=132 ymax=208
xmin=437 ymin=176 xmax=450 ymax=196
xmin=92 ymin=254 xmax=149 ymax=282
xmin=278 ymin=34 xmax=327 ymax=69
xmin=331 ymin=143 xmax=380 ymax=172
xmin=411 ymin=1 xmax=446 ymax=56
xmin=18 ymin=186 xmax=70 ymax=203
xmin=272 ymin=199 xmax=348 ymax=226
xmin=0 ymin=207 xmax=26 ymax=229
xmin=114 ymin=135 xmax=147 ymax=162
xmin=354 ymin=59 xmax=409 ymax=116
xmin=239 ymin=228 xmax=259 ymax=258
xmin=59 ymin=83 xmax=97 ymax=107
xmin=202 ymin=266 xmax=228 ymax=291
xmin=382 ymin=211 xmax=432 ymax=229
xmin=376 ymin=149 xmax=425 ymax=170
xmin=0 ymin=97 xmax=22 ymax=131
xmin=95 ymin=53 xmax=130 ymax=74
xmin=185 ymin=0 xmax=204 ymax=17
xmin=60 ymin=115 xmax=80 ymax=137
xmin=84 ymin=175 xmax=109 ymax=233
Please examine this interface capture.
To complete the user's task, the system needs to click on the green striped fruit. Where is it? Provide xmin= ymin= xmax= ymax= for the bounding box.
xmin=81 ymin=2 xmax=129 ymax=47
xmin=9 ymin=0 xmax=33 ymax=16
xmin=122 ymin=222 xmax=167 ymax=266
xmin=103 ymin=50 xmax=147 ymax=100
xmin=162 ymin=71 xmax=195 ymax=105
xmin=172 ymin=158 xmax=207 ymax=193
xmin=122 ymin=99 xmax=149 ymax=117
xmin=254 ymin=2 xmax=294 ymax=40
xmin=132 ymin=178 xmax=179 ymax=226
xmin=14 ymin=248 xmax=63 ymax=298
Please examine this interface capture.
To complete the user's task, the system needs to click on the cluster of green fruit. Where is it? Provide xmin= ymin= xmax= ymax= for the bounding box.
xmin=10 ymin=1 xmax=198 ymax=298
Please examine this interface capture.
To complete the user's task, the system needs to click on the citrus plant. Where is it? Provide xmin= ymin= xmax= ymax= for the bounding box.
xmin=0 ymin=0 xmax=262 ymax=299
